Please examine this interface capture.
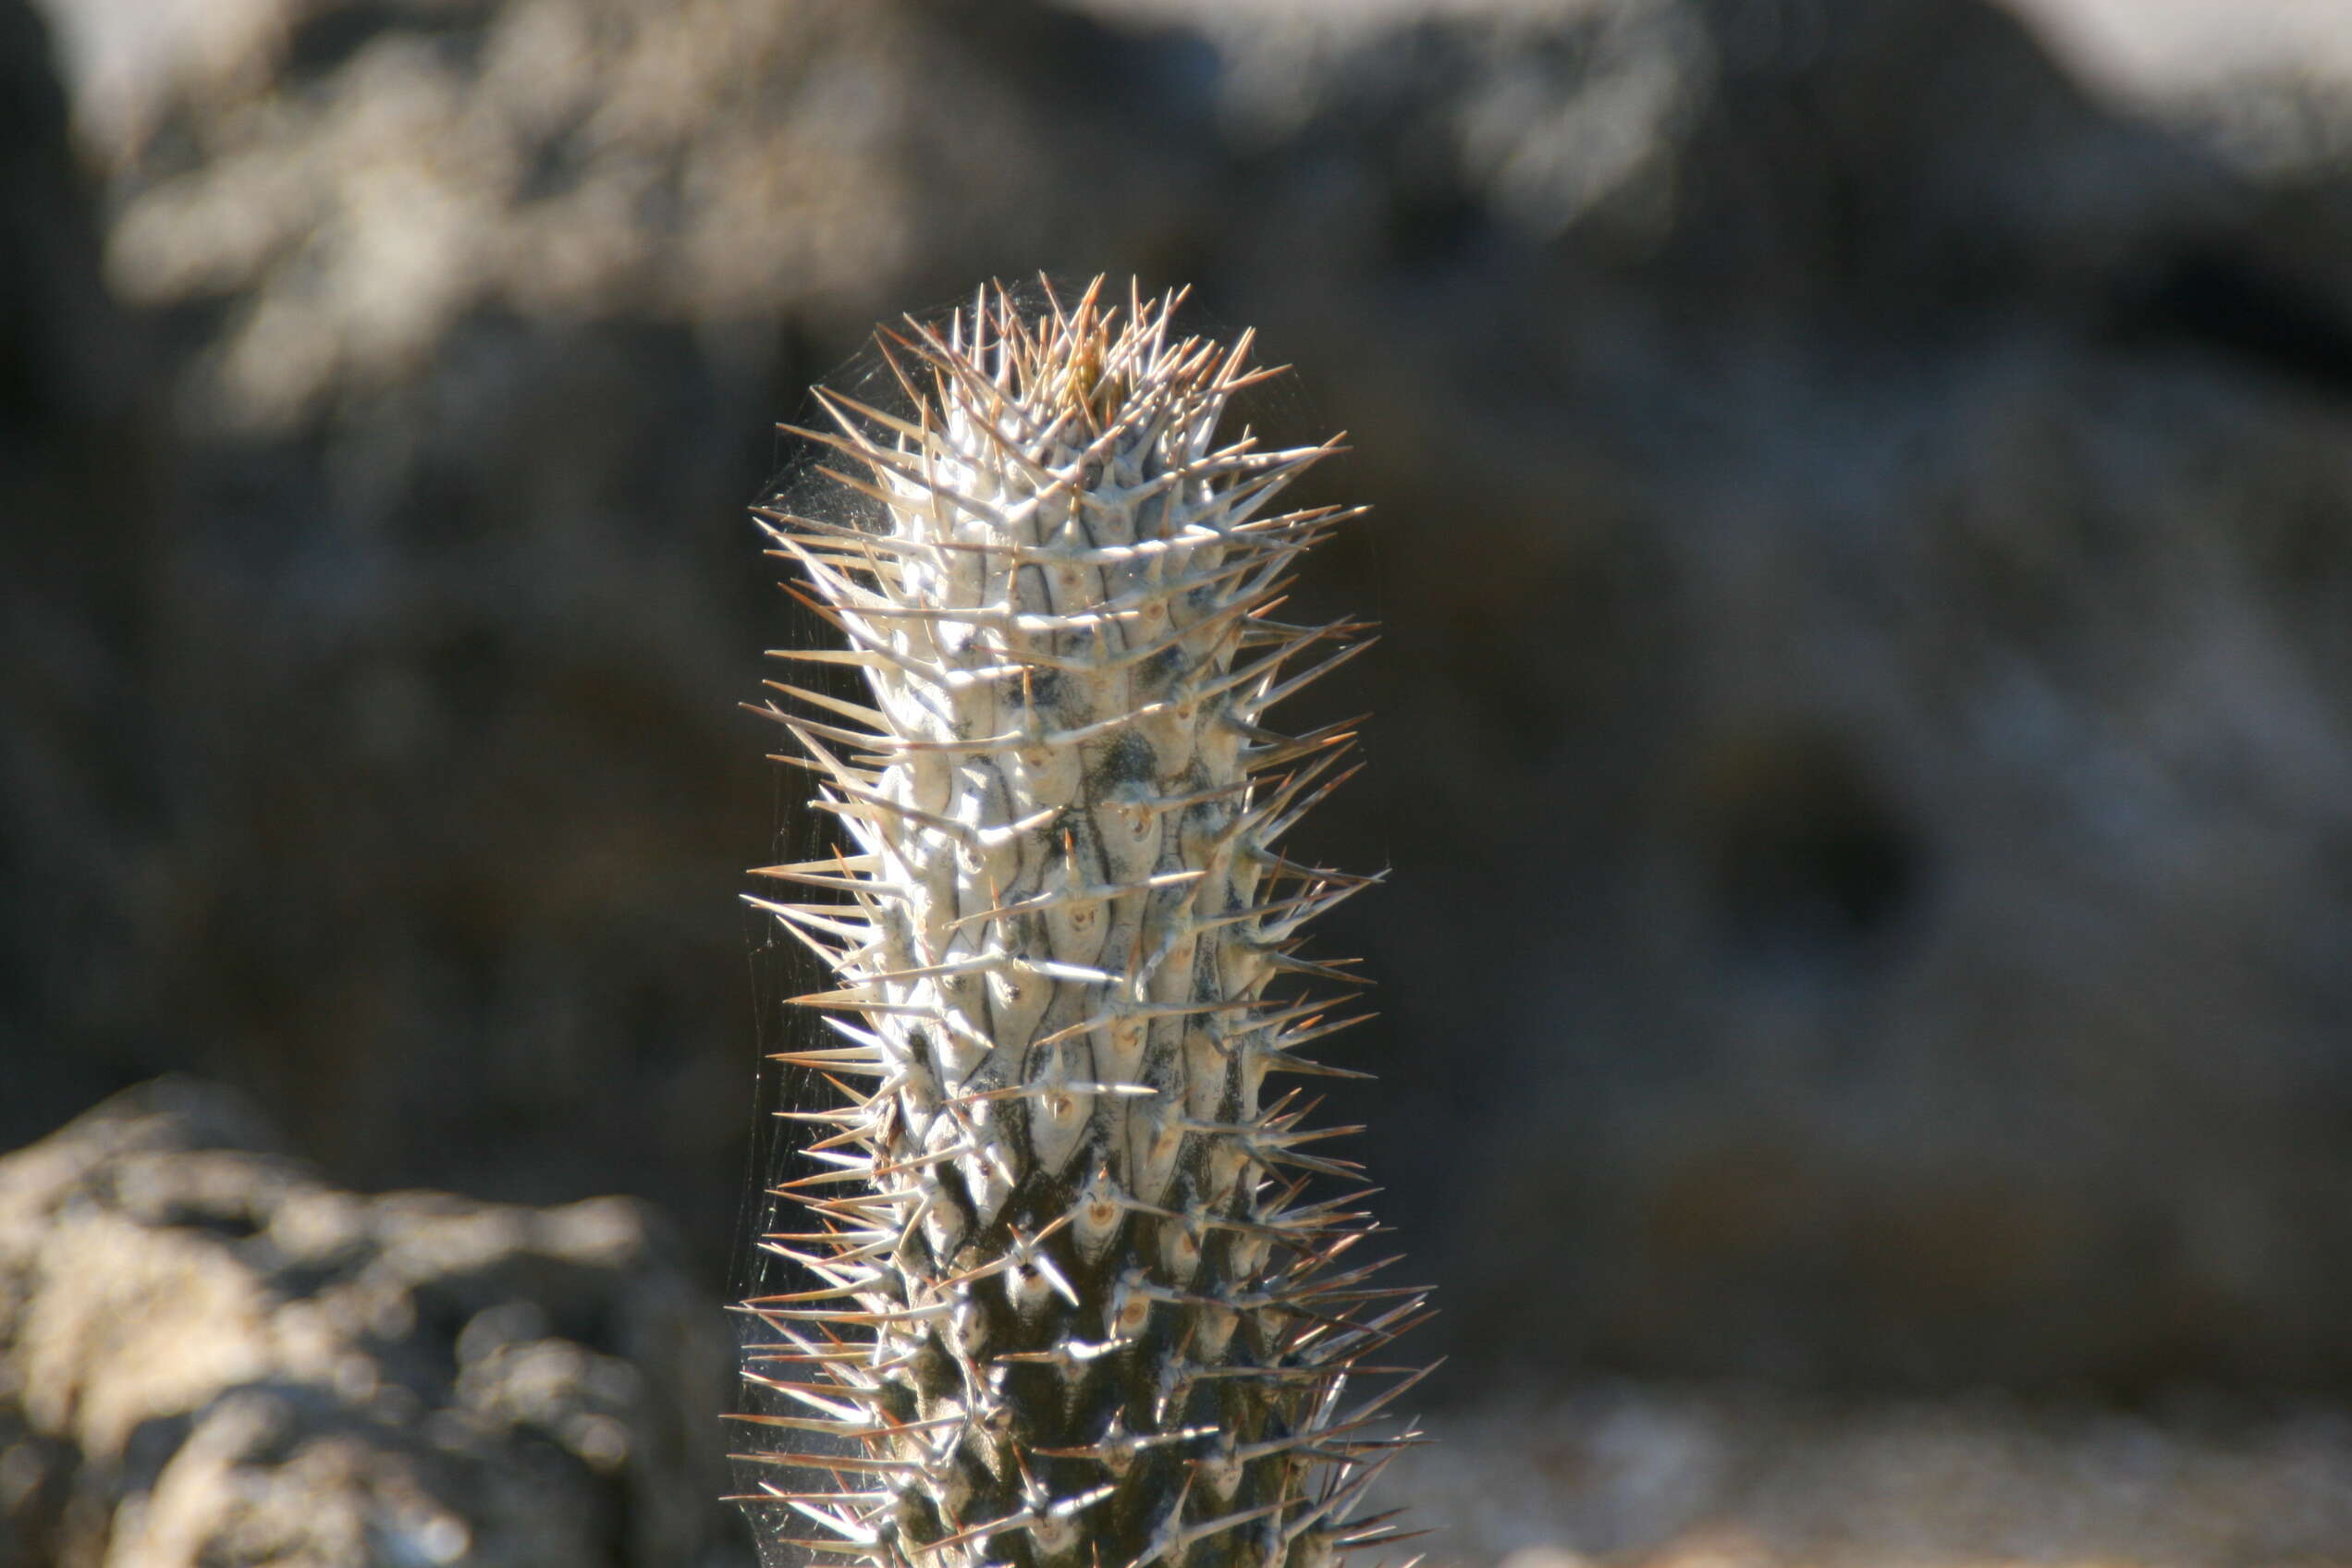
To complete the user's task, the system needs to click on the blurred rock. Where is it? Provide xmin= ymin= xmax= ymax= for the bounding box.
xmin=21 ymin=0 xmax=1229 ymax=1280
xmin=0 ymin=1077 xmax=740 ymax=1568
xmin=1379 ymin=1380 xmax=2352 ymax=1567
xmin=12 ymin=0 xmax=2352 ymax=1391
xmin=1224 ymin=0 xmax=2352 ymax=1393
xmin=2003 ymin=0 xmax=2352 ymax=118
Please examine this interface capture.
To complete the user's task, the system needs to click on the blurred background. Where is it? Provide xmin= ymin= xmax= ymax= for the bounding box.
xmin=9 ymin=0 xmax=2352 ymax=1562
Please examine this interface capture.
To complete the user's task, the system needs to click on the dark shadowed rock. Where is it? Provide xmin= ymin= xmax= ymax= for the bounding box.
xmin=0 ymin=1078 xmax=742 ymax=1568
xmin=0 ymin=0 xmax=172 ymax=1154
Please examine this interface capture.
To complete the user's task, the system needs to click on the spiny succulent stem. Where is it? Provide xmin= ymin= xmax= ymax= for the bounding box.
xmin=737 ymin=276 xmax=1422 ymax=1568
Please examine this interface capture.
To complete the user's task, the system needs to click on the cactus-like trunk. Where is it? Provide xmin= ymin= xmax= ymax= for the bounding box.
xmin=736 ymin=279 xmax=1424 ymax=1568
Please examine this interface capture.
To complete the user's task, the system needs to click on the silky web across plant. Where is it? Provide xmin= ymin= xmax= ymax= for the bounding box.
xmin=732 ymin=277 xmax=1427 ymax=1568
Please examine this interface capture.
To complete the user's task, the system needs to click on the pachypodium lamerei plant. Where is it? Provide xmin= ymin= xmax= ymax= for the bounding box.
xmin=735 ymin=278 xmax=1427 ymax=1568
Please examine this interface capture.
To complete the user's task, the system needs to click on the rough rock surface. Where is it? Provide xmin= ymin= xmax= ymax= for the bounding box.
xmin=0 ymin=1078 xmax=742 ymax=1568
xmin=13 ymin=0 xmax=2352 ymax=1391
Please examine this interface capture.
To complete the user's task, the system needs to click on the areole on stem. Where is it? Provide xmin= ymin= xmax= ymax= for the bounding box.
xmin=732 ymin=276 xmax=1427 ymax=1568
